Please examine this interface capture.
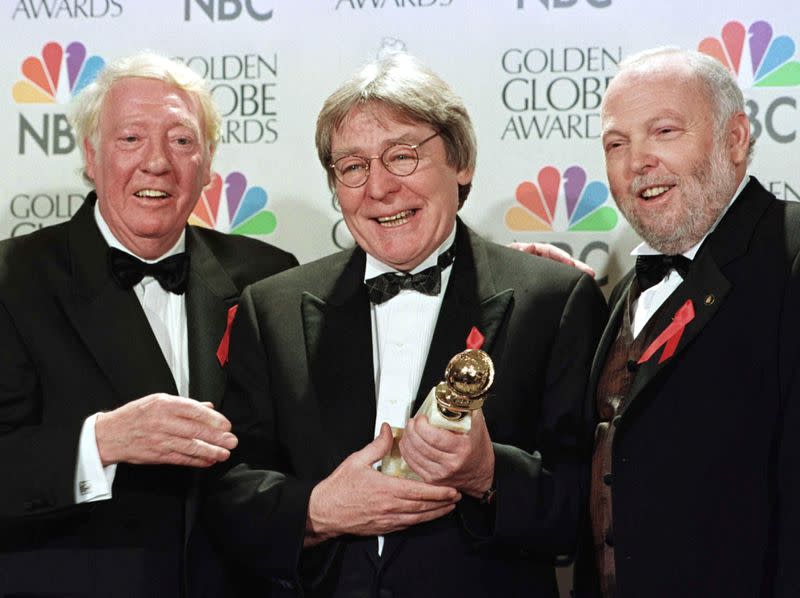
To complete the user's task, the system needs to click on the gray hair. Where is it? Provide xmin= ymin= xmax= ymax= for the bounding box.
xmin=606 ymin=46 xmax=754 ymax=158
xmin=315 ymin=52 xmax=477 ymax=207
xmin=68 ymin=51 xmax=220 ymax=184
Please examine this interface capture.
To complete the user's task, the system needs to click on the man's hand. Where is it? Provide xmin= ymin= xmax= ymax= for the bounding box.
xmin=509 ymin=242 xmax=596 ymax=278
xmin=399 ymin=410 xmax=494 ymax=500
xmin=305 ymin=423 xmax=460 ymax=546
xmin=95 ymin=394 xmax=237 ymax=467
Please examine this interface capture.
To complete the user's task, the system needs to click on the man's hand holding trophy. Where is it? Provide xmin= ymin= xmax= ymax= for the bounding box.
xmin=381 ymin=327 xmax=494 ymax=480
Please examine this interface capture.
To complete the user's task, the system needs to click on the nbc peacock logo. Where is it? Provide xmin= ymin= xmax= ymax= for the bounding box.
xmin=505 ymin=165 xmax=618 ymax=232
xmin=699 ymin=21 xmax=800 ymax=88
xmin=190 ymin=171 xmax=277 ymax=235
xmin=12 ymin=42 xmax=105 ymax=104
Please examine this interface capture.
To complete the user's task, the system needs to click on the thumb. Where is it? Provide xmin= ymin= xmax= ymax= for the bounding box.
xmin=357 ymin=422 xmax=395 ymax=464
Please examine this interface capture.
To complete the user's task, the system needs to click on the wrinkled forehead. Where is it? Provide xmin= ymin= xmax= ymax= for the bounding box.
xmin=601 ymin=62 xmax=710 ymax=125
xmin=101 ymin=77 xmax=204 ymax=129
xmin=331 ymin=102 xmax=430 ymax=157
xmin=336 ymin=101 xmax=423 ymax=136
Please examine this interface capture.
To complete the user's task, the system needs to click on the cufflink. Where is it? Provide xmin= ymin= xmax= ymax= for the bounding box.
xmin=79 ymin=481 xmax=91 ymax=496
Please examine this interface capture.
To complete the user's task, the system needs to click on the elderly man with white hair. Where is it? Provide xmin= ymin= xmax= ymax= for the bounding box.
xmin=0 ymin=52 xmax=296 ymax=596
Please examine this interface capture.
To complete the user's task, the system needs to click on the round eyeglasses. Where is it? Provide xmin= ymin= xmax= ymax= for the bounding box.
xmin=329 ymin=131 xmax=440 ymax=188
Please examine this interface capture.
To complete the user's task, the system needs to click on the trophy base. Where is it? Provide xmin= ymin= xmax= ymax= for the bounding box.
xmin=380 ymin=427 xmax=421 ymax=480
xmin=380 ymin=387 xmax=472 ymax=480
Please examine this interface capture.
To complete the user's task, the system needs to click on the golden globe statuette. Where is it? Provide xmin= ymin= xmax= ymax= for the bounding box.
xmin=381 ymin=328 xmax=494 ymax=480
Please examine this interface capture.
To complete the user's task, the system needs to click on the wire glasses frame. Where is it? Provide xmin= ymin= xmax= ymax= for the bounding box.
xmin=329 ymin=131 xmax=441 ymax=188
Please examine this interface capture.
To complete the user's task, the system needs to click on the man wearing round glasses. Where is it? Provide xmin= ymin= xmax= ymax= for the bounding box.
xmin=204 ymin=53 xmax=607 ymax=597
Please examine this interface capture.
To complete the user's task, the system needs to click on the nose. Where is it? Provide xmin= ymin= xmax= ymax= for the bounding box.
xmin=628 ymin=141 xmax=658 ymax=175
xmin=141 ymin=139 xmax=170 ymax=175
xmin=363 ymin=158 xmax=401 ymax=201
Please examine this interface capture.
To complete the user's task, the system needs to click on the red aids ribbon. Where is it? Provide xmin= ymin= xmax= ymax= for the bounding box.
xmin=638 ymin=299 xmax=695 ymax=365
xmin=216 ymin=304 xmax=239 ymax=367
xmin=466 ymin=326 xmax=485 ymax=350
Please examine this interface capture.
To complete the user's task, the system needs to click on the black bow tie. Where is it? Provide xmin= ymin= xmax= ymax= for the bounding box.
xmin=108 ymin=247 xmax=190 ymax=295
xmin=635 ymin=254 xmax=692 ymax=292
xmin=364 ymin=244 xmax=456 ymax=305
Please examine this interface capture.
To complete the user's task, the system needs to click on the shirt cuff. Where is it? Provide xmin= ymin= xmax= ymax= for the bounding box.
xmin=74 ymin=412 xmax=118 ymax=503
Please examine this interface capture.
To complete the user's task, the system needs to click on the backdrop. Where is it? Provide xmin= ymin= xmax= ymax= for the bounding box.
xmin=2 ymin=0 xmax=799 ymax=292
xmin=2 ymin=1 xmax=798 ymax=594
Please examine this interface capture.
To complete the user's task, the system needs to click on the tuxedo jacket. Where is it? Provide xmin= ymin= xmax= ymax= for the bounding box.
xmin=573 ymin=178 xmax=800 ymax=597
xmin=204 ymin=221 xmax=607 ymax=598
xmin=0 ymin=193 xmax=297 ymax=597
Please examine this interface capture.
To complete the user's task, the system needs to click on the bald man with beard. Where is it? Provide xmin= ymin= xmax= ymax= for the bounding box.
xmin=574 ymin=47 xmax=800 ymax=597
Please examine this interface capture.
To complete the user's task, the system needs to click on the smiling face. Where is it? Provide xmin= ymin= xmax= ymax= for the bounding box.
xmin=331 ymin=104 xmax=472 ymax=271
xmin=86 ymin=77 xmax=213 ymax=259
xmin=601 ymin=57 xmax=749 ymax=254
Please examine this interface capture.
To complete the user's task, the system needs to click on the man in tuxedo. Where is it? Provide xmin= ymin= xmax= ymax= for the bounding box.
xmin=203 ymin=52 xmax=607 ymax=597
xmin=574 ymin=47 xmax=800 ymax=597
xmin=0 ymin=52 xmax=297 ymax=596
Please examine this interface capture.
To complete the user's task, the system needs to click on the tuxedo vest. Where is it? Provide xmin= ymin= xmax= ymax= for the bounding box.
xmin=590 ymin=283 xmax=666 ymax=597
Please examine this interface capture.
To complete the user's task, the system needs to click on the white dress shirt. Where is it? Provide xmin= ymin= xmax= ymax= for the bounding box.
xmin=365 ymin=226 xmax=456 ymax=554
xmin=631 ymin=174 xmax=749 ymax=338
xmin=74 ymin=203 xmax=189 ymax=503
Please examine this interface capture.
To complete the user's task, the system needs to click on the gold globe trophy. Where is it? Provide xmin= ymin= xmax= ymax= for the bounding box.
xmin=381 ymin=343 xmax=494 ymax=480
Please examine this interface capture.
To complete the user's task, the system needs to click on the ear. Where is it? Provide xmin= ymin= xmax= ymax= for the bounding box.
xmin=456 ymin=166 xmax=474 ymax=186
xmin=84 ymin=137 xmax=97 ymax=182
xmin=726 ymin=111 xmax=750 ymax=166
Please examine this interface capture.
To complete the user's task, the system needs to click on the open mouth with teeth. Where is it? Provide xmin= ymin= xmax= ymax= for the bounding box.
xmin=134 ymin=189 xmax=170 ymax=199
xmin=376 ymin=209 xmax=417 ymax=227
xmin=638 ymin=185 xmax=675 ymax=201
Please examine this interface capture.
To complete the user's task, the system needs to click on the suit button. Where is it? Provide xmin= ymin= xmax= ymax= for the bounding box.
xmin=605 ymin=530 xmax=614 ymax=547
xmin=603 ymin=473 xmax=613 ymax=486
xmin=612 ymin=415 xmax=622 ymax=427
xmin=626 ymin=359 xmax=639 ymax=373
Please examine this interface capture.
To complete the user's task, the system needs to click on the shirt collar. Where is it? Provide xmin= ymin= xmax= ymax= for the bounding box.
xmin=94 ymin=199 xmax=186 ymax=263
xmin=363 ymin=224 xmax=457 ymax=282
xmin=631 ymin=173 xmax=750 ymax=260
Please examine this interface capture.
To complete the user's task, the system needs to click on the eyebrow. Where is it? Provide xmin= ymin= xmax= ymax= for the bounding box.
xmin=113 ymin=116 xmax=201 ymax=133
xmin=602 ymin=110 xmax=687 ymax=141
xmin=330 ymin=133 xmax=423 ymax=161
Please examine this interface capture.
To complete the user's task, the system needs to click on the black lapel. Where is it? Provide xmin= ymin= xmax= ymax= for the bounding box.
xmin=588 ymin=274 xmax=630 ymax=398
xmin=624 ymin=253 xmax=730 ymax=410
xmin=624 ymin=178 xmax=770 ymax=410
xmin=183 ymin=228 xmax=243 ymax=558
xmin=302 ymin=249 xmax=377 ymax=471
xmin=185 ymin=227 xmax=240 ymax=407
xmin=57 ymin=193 xmax=177 ymax=404
xmin=412 ymin=222 xmax=514 ymax=410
